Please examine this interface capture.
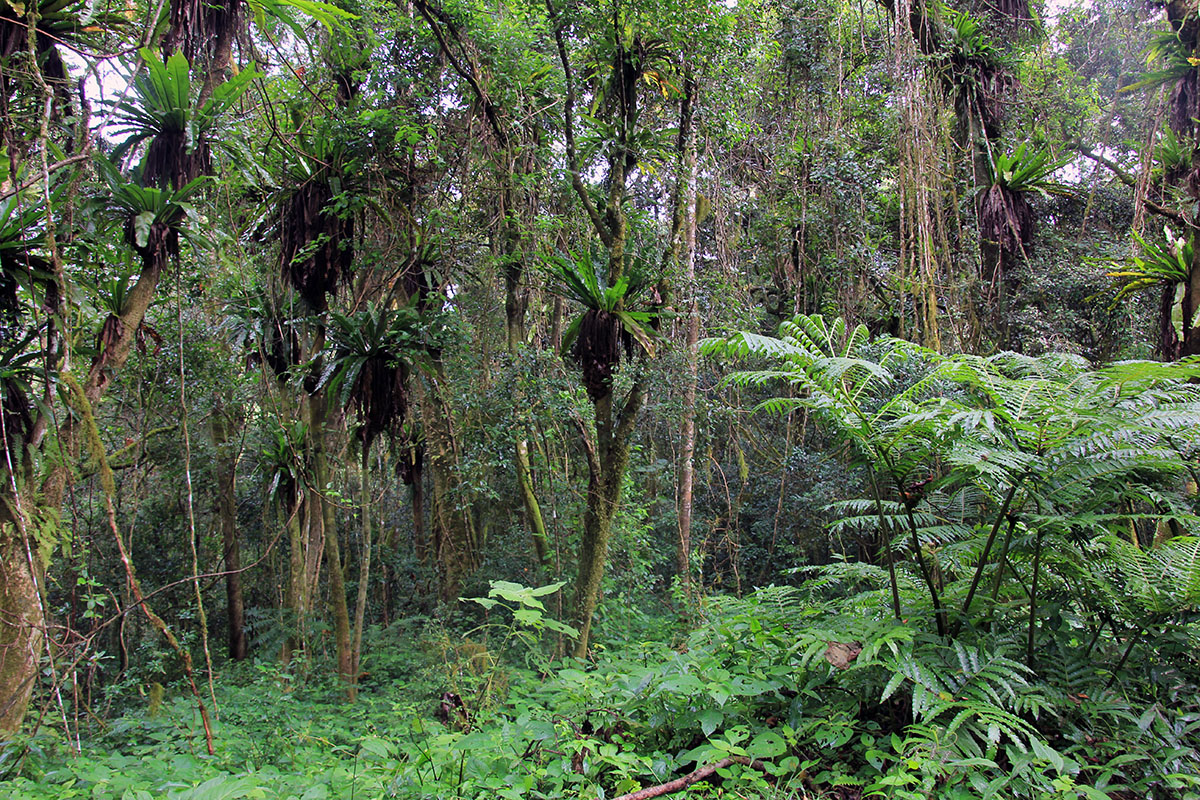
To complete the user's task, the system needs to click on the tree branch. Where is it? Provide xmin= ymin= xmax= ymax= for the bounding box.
xmin=1069 ymin=141 xmax=1190 ymax=228
xmin=612 ymin=756 xmax=773 ymax=800
xmin=413 ymin=0 xmax=509 ymax=148
xmin=545 ymin=0 xmax=610 ymax=245
xmin=569 ymin=407 xmax=600 ymax=478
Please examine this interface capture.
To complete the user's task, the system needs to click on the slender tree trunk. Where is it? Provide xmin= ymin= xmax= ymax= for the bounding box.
xmin=517 ymin=438 xmax=551 ymax=568
xmin=349 ymin=446 xmax=371 ymax=701
xmin=676 ymin=77 xmax=700 ymax=591
xmin=1181 ymin=245 xmax=1200 ymax=357
xmin=411 ymin=467 xmax=427 ymax=562
xmin=280 ymin=488 xmax=305 ymax=666
xmin=419 ymin=372 xmax=477 ymax=601
xmin=309 ymin=393 xmax=353 ymax=692
xmin=211 ymin=403 xmax=247 ymax=661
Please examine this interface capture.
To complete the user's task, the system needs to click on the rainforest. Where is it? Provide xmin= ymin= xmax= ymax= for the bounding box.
xmin=0 ymin=0 xmax=1198 ymax=796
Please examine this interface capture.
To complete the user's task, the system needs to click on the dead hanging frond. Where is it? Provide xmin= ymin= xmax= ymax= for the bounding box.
xmin=95 ymin=315 xmax=125 ymax=369
xmin=574 ymin=309 xmax=624 ymax=402
xmin=164 ymin=0 xmax=242 ymax=61
xmin=279 ymin=178 xmax=355 ymax=311
xmin=323 ymin=303 xmax=421 ymax=453
xmin=136 ymin=322 xmax=162 ymax=355
xmin=1172 ymin=69 xmax=1200 ymax=138
xmin=979 ymin=184 xmax=1033 ymax=255
xmin=979 ymin=143 xmax=1074 ymax=258
xmin=942 ymin=6 xmax=1014 ymax=140
xmin=143 ymin=127 xmax=211 ymax=192
xmin=543 ymin=250 xmax=658 ymax=402
xmin=353 ymin=352 xmax=409 ymax=452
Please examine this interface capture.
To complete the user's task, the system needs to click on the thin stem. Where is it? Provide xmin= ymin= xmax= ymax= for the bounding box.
xmin=989 ymin=514 xmax=1019 ymax=605
xmin=1104 ymin=629 xmax=1141 ymax=690
xmin=179 ymin=261 xmax=217 ymax=722
xmin=1026 ymin=529 xmax=1043 ymax=669
xmin=903 ymin=501 xmax=946 ymax=636
xmin=868 ymin=471 xmax=903 ymax=621
xmin=954 ymin=479 xmax=1022 ymax=636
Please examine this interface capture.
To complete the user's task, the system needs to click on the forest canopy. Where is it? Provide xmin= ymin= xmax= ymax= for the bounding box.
xmin=0 ymin=0 xmax=1199 ymax=795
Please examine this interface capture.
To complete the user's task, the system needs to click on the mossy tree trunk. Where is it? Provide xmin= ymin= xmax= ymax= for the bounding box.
xmin=572 ymin=384 xmax=645 ymax=656
xmin=417 ymin=372 xmax=478 ymax=602
xmin=0 ymin=518 xmax=44 ymax=734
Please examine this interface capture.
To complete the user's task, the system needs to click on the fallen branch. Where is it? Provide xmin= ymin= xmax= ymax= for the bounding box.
xmin=611 ymin=756 xmax=772 ymax=800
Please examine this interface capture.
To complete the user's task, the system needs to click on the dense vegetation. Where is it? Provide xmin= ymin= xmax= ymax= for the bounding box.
xmin=1 ymin=0 xmax=1199 ymax=795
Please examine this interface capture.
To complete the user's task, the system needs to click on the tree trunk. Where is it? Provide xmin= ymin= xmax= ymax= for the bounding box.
xmin=1181 ymin=245 xmax=1200 ymax=357
xmin=411 ymin=466 xmax=427 ymax=562
xmin=0 ymin=519 xmax=43 ymax=734
xmin=350 ymin=446 xmax=372 ymax=700
xmin=676 ymin=75 xmax=700 ymax=590
xmin=572 ymin=384 xmax=645 ymax=657
xmin=6 ymin=255 xmax=168 ymax=734
xmin=308 ymin=393 xmax=353 ymax=692
xmin=280 ymin=488 xmax=306 ymax=666
xmin=211 ymin=403 xmax=247 ymax=661
xmin=517 ymin=438 xmax=551 ymax=569
xmin=419 ymin=372 xmax=478 ymax=601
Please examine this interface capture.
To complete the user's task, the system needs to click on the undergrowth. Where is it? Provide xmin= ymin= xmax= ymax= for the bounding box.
xmin=4 ymin=576 xmax=1198 ymax=799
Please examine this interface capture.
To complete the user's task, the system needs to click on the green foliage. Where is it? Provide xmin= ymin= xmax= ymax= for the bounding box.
xmin=542 ymin=249 xmax=657 ymax=358
xmin=111 ymin=50 xmax=258 ymax=158
xmin=1107 ymin=226 xmax=1192 ymax=304
xmin=90 ymin=155 xmax=207 ymax=254
xmin=1124 ymin=28 xmax=1194 ymax=94
xmin=984 ymin=142 xmax=1074 ymax=197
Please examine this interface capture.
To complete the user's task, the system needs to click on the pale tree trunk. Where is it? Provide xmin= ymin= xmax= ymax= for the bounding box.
xmin=675 ymin=75 xmax=700 ymax=591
